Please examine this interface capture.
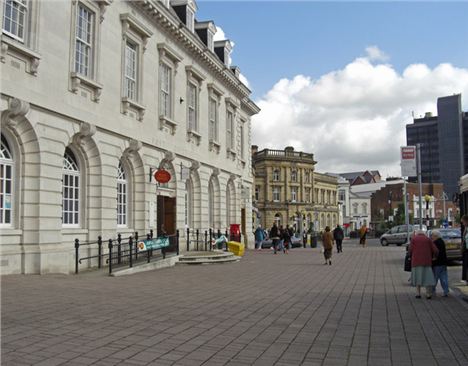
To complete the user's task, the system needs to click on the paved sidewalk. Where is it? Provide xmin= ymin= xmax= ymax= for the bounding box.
xmin=2 ymin=245 xmax=468 ymax=366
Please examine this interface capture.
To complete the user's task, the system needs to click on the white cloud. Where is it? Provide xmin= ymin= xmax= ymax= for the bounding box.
xmin=213 ymin=26 xmax=226 ymax=42
xmin=365 ymin=45 xmax=389 ymax=62
xmin=252 ymin=51 xmax=468 ymax=178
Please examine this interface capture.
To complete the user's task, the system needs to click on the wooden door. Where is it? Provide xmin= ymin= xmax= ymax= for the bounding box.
xmin=157 ymin=196 xmax=176 ymax=236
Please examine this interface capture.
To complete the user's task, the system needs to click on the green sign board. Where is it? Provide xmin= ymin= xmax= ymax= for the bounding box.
xmin=137 ymin=237 xmax=170 ymax=252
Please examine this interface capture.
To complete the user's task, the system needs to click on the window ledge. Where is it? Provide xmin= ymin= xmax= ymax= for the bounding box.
xmin=227 ymin=148 xmax=236 ymax=160
xmin=187 ymin=129 xmax=201 ymax=145
xmin=159 ymin=115 xmax=177 ymax=135
xmin=122 ymin=97 xmax=145 ymax=121
xmin=1 ymin=34 xmax=41 ymax=75
xmin=61 ymin=228 xmax=89 ymax=235
xmin=70 ymin=72 xmax=103 ymax=102
xmin=209 ymin=139 xmax=221 ymax=154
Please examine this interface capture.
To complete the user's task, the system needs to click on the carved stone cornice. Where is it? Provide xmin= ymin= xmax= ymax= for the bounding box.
xmin=135 ymin=0 xmax=257 ymax=103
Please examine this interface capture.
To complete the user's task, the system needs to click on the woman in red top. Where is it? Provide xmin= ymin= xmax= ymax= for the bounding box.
xmin=408 ymin=230 xmax=439 ymax=299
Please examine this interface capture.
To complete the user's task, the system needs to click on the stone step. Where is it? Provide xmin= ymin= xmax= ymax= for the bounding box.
xmin=177 ymin=256 xmax=240 ymax=265
xmin=178 ymin=251 xmax=240 ymax=265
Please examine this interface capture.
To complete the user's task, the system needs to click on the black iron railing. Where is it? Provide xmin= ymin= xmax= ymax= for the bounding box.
xmin=184 ymin=228 xmax=241 ymax=252
xmin=75 ymin=230 xmax=180 ymax=275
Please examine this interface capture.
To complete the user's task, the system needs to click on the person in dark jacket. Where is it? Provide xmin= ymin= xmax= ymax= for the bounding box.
xmin=333 ymin=225 xmax=344 ymax=253
xmin=461 ymin=215 xmax=468 ymax=284
xmin=282 ymin=225 xmax=291 ymax=254
xmin=270 ymin=222 xmax=280 ymax=254
xmin=431 ymin=230 xmax=449 ymax=297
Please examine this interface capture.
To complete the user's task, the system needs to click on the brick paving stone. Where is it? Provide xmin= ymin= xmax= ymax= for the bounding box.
xmin=2 ymin=240 xmax=468 ymax=366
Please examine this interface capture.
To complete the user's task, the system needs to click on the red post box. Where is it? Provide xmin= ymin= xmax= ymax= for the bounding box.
xmin=229 ymin=224 xmax=241 ymax=242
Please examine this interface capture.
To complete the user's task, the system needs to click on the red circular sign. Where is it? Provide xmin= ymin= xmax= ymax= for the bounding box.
xmin=154 ymin=169 xmax=171 ymax=184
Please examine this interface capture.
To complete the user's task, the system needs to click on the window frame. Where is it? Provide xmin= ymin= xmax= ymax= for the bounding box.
xmin=0 ymin=135 xmax=14 ymax=227
xmin=272 ymin=186 xmax=280 ymax=202
xmin=74 ymin=3 xmax=94 ymax=78
xmin=1 ymin=0 xmax=40 ymax=75
xmin=273 ymin=169 xmax=280 ymax=182
xmin=117 ymin=162 xmax=128 ymax=227
xmin=159 ymin=61 xmax=173 ymax=119
xmin=62 ymin=149 xmax=81 ymax=228
xmin=209 ymin=96 xmax=218 ymax=142
xmin=291 ymin=169 xmax=297 ymax=183
xmin=2 ymin=0 xmax=28 ymax=43
xmin=226 ymin=109 xmax=234 ymax=150
xmin=124 ymin=40 xmax=138 ymax=101
xmin=120 ymin=13 xmax=152 ymax=120
xmin=187 ymin=80 xmax=198 ymax=132
xmin=291 ymin=187 xmax=297 ymax=202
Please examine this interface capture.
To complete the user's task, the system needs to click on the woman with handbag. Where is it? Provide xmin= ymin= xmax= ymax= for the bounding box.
xmin=408 ymin=229 xmax=439 ymax=299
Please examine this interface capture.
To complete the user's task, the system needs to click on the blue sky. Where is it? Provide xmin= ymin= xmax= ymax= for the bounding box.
xmin=197 ymin=1 xmax=468 ymax=100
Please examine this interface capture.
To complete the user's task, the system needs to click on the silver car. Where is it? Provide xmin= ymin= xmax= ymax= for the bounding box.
xmin=380 ymin=224 xmax=427 ymax=246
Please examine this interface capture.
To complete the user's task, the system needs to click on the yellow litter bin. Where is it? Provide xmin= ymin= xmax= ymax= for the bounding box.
xmin=227 ymin=241 xmax=245 ymax=257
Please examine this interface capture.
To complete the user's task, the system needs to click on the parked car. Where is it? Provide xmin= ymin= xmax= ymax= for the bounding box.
xmin=427 ymin=228 xmax=462 ymax=261
xmin=380 ymin=224 xmax=427 ymax=246
xmin=261 ymin=235 xmax=303 ymax=249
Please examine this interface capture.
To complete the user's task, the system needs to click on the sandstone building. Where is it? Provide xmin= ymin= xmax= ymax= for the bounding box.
xmin=252 ymin=146 xmax=339 ymax=232
xmin=0 ymin=0 xmax=259 ymax=274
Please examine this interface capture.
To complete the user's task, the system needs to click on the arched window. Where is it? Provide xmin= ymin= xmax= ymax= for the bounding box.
xmin=62 ymin=148 xmax=80 ymax=226
xmin=208 ymin=179 xmax=214 ymax=228
xmin=184 ymin=179 xmax=193 ymax=228
xmin=117 ymin=162 xmax=127 ymax=227
xmin=1 ymin=135 xmax=13 ymax=226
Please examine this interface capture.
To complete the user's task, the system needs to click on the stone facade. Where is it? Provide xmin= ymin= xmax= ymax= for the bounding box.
xmin=0 ymin=0 xmax=259 ymax=274
xmin=252 ymin=146 xmax=339 ymax=232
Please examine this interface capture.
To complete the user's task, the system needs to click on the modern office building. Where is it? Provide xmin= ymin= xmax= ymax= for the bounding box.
xmin=252 ymin=146 xmax=339 ymax=232
xmin=0 ymin=0 xmax=259 ymax=274
xmin=406 ymin=94 xmax=467 ymax=198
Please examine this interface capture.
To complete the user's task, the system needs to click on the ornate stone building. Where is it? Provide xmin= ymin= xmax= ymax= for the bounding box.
xmin=0 ymin=0 xmax=259 ymax=274
xmin=252 ymin=146 xmax=339 ymax=232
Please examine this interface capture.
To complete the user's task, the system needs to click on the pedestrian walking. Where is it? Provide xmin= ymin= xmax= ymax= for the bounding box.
xmin=409 ymin=229 xmax=439 ymax=299
xmin=431 ymin=230 xmax=449 ymax=297
xmin=461 ymin=215 xmax=468 ymax=285
xmin=333 ymin=224 xmax=344 ymax=253
xmin=254 ymin=225 xmax=265 ymax=250
xmin=322 ymin=226 xmax=334 ymax=265
xmin=270 ymin=222 xmax=280 ymax=254
xmin=359 ymin=224 xmax=367 ymax=247
xmin=282 ymin=225 xmax=291 ymax=254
